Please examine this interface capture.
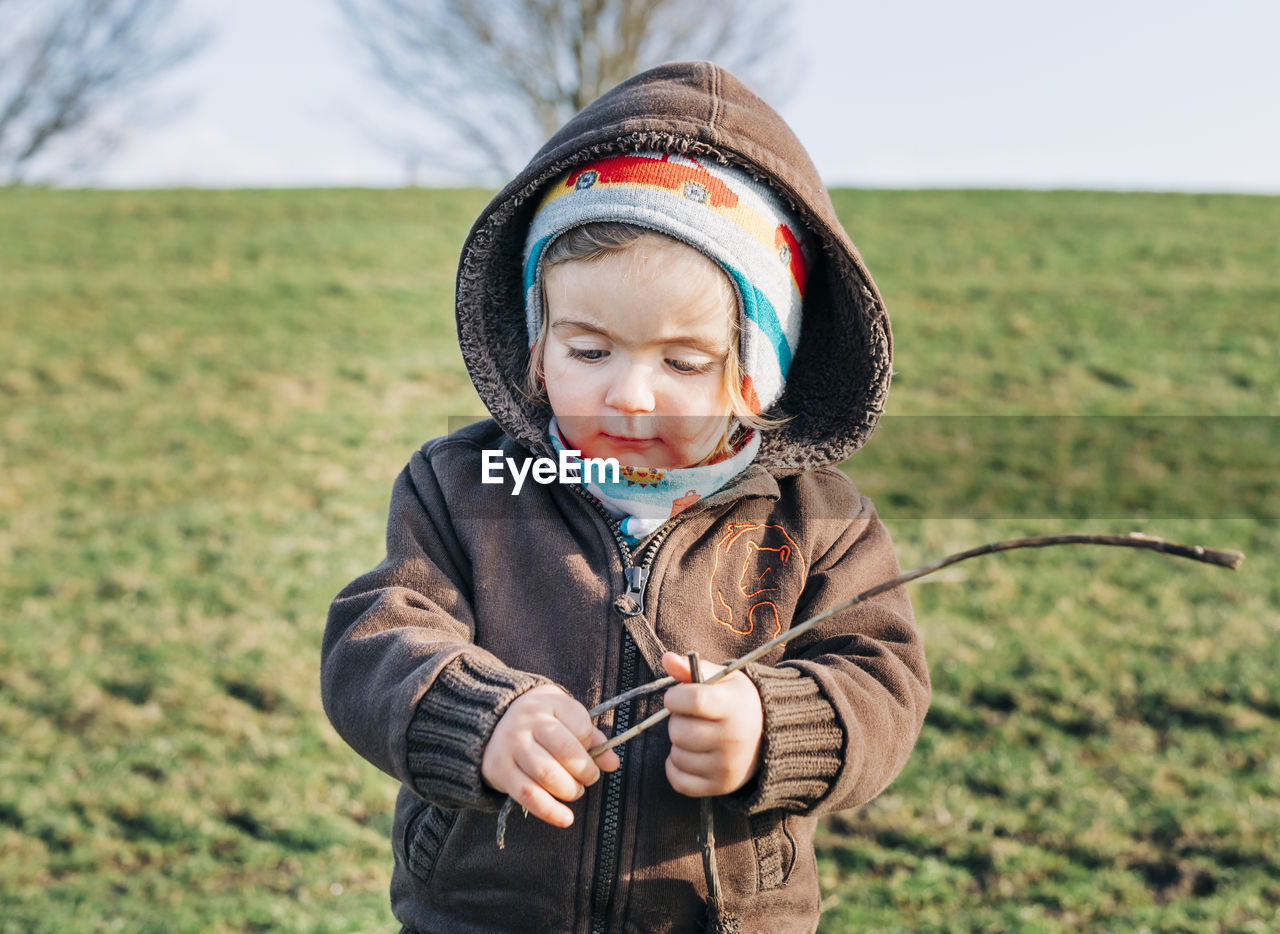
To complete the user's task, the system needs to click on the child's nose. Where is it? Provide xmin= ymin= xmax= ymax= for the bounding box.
xmin=604 ymin=363 xmax=656 ymax=413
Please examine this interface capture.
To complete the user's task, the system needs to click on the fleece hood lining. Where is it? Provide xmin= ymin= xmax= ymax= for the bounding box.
xmin=453 ymin=63 xmax=892 ymax=470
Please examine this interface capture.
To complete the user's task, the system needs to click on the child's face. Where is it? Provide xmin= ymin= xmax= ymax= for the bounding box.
xmin=541 ymin=235 xmax=735 ymax=468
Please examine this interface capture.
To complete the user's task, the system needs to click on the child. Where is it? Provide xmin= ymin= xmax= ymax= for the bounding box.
xmin=322 ymin=61 xmax=930 ymax=933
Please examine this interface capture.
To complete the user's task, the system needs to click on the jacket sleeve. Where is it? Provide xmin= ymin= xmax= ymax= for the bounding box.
xmin=727 ymin=482 xmax=930 ymax=816
xmin=320 ymin=445 xmax=554 ymax=811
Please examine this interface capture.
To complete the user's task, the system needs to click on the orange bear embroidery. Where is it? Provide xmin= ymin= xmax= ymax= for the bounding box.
xmin=708 ymin=523 xmax=805 ymax=639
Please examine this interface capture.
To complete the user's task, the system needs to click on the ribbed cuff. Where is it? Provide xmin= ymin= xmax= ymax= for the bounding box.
xmin=726 ymin=664 xmax=844 ymax=814
xmin=405 ymin=654 xmax=554 ymax=811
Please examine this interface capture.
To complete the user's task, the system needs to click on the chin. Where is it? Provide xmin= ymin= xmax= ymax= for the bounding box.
xmin=595 ymin=442 xmax=671 ymax=466
xmin=574 ymin=437 xmax=676 ymax=468
xmin=557 ymin=421 xmax=720 ymax=469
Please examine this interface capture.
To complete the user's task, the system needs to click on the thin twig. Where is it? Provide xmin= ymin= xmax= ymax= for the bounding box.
xmin=495 ymin=531 xmax=1243 ymax=846
xmin=586 ymin=532 xmax=1243 ymax=757
xmin=588 ymin=675 xmax=676 ymax=719
xmin=688 ymin=653 xmax=726 ymax=914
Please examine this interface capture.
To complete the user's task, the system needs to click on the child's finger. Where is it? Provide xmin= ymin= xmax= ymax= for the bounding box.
xmin=666 ymin=675 xmax=750 ymax=724
xmin=547 ymin=692 xmax=601 ymax=744
xmin=664 ymin=750 xmax=720 ymax=798
xmin=590 ymin=729 xmax=621 ymax=772
xmin=504 ymin=767 xmax=577 ymax=828
xmin=662 ymin=651 xmax=726 ymax=719
xmin=545 ymin=694 xmax=620 ymax=770
xmin=667 ymin=743 xmax=722 ymax=781
xmin=513 ymin=741 xmax=587 ymax=805
xmin=661 ymin=651 xmax=693 ymax=683
xmin=533 ymin=720 xmax=602 ymax=788
xmin=666 ymin=710 xmax=721 ymax=753
xmin=544 ymin=694 xmax=620 ymax=774
xmin=662 ymin=651 xmax=731 ymax=682
xmin=661 ymin=652 xmax=744 ymax=721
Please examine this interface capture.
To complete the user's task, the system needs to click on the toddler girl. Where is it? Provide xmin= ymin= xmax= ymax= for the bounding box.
xmin=323 ymin=61 xmax=930 ymax=934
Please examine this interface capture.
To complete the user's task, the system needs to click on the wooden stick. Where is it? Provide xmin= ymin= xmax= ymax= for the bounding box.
xmin=687 ymin=653 xmax=724 ymax=908
xmin=588 ymin=675 xmax=676 ymax=719
xmin=586 ymin=532 xmax=1242 ymax=757
xmin=497 ymin=531 xmax=1243 ymax=846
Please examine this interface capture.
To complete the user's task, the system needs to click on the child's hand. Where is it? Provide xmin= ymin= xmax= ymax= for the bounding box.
xmin=661 ymin=652 xmax=764 ymax=797
xmin=481 ymin=685 xmax=620 ymax=828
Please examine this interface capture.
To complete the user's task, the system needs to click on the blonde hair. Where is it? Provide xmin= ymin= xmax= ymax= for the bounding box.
xmin=526 ymin=222 xmax=785 ymax=460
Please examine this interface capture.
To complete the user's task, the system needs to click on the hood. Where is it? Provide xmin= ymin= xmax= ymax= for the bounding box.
xmin=453 ymin=60 xmax=892 ymax=469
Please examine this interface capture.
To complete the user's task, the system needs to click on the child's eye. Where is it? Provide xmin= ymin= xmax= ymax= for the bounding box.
xmin=566 ymin=347 xmax=608 ymax=362
xmin=666 ymin=358 xmax=715 ymax=375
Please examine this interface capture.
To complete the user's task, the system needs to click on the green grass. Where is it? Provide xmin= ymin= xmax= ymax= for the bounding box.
xmin=1 ymin=187 xmax=1276 ymax=932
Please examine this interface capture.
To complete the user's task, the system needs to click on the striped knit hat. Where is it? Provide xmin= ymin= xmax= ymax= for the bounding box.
xmin=523 ymin=151 xmax=811 ymax=415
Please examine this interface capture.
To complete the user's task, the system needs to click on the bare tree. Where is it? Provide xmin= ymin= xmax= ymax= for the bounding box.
xmin=334 ymin=0 xmax=794 ymax=181
xmin=0 ymin=0 xmax=209 ymax=184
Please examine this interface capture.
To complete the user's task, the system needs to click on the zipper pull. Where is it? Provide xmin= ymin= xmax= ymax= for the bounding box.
xmin=614 ymin=565 xmax=649 ymax=617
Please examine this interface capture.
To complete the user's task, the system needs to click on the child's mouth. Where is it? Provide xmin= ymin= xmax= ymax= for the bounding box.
xmin=600 ymin=433 xmax=656 ymax=446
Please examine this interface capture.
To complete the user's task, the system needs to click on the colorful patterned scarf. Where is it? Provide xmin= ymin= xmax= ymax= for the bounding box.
xmin=549 ymin=417 xmax=761 ymax=547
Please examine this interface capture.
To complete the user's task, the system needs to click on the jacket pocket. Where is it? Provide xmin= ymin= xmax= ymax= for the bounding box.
xmin=749 ymin=810 xmax=797 ymax=891
xmin=403 ymin=801 xmax=459 ymax=885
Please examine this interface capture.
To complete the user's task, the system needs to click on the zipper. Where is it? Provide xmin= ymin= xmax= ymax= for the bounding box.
xmin=616 ymin=565 xmax=648 ymax=616
xmin=569 ymin=485 xmax=679 ymax=934
xmin=589 ymin=628 xmax=638 ymax=934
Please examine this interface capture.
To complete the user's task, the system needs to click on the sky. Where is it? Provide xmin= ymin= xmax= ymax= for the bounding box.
xmin=88 ymin=0 xmax=1280 ymax=192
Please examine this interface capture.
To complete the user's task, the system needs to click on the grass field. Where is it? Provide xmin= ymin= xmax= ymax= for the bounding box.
xmin=1 ymin=186 xmax=1277 ymax=932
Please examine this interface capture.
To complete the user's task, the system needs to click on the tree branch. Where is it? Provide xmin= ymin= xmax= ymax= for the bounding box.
xmin=495 ymin=531 xmax=1243 ymax=846
xmin=332 ymin=0 xmax=797 ymax=179
xmin=0 ymin=0 xmax=209 ymax=183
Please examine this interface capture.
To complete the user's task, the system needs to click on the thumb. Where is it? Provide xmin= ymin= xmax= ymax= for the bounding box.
xmin=661 ymin=651 xmax=727 ymax=684
xmin=660 ymin=651 xmax=692 ymax=683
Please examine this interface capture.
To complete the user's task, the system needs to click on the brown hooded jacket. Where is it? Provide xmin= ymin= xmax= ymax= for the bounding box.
xmin=322 ymin=61 xmax=930 ymax=934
